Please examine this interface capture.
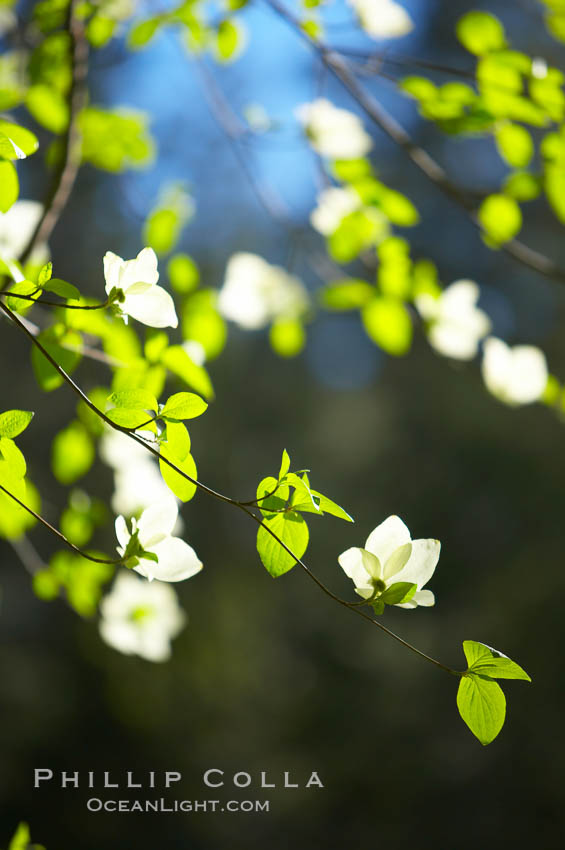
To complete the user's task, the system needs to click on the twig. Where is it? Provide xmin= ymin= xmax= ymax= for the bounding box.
xmin=264 ymin=0 xmax=565 ymax=286
xmin=0 ymin=483 xmax=122 ymax=565
xmin=0 ymin=295 xmax=460 ymax=675
xmin=19 ymin=0 xmax=89 ymax=263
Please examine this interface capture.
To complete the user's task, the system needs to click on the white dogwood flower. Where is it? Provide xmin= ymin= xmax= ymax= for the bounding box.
xmin=0 ymin=199 xmax=44 ymax=261
xmin=338 ymin=515 xmax=440 ymax=610
xmin=218 ymin=252 xmax=309 ymax=330
xmin=100 ymin=429 xmax=172 ymax=516
xmin=481 ymin=337 xmax=548 ymax=405
xmin=104 ymin=247 xmax=178 ymax=328
xmin=296 ymin=99 xmax=372 ymax=160
xmin=99 ymin=571 xmax=186 ymax=662
xmin=348 ymin=0 xmax=413 ymax=39
xmin=310 ymin=187 xmax=361 ymax=235
xmin=115 ymin=494 xmax=202 ymax=582
xmin=415 ymin=280 xmax=491 ymax=360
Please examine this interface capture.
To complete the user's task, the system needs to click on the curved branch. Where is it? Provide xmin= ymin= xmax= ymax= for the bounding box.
xmin=0 ymin=296 xmax=459 ymax=676
xmin=0 ymin=482 xmax=122 ymax=565
xmin=264 ymin=0 xmax=565 ymax=286
xmin=19 ymin=0 xmax=89 ymax=264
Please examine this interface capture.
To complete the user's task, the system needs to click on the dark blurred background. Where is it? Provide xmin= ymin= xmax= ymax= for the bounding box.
xmin=2 ymin=0 xmax=565 ymax=847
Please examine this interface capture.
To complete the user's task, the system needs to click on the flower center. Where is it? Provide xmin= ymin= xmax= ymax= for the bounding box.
xmin=371 ymin=578 xmax=386 ymax=594
xmin=130 ymin=606 xmax=153 ymax=623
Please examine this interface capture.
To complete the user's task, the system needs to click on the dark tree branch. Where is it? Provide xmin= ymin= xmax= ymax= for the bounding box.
xmin=19 ymin=0 xmax=89 ymax=264
xmin=265 ymin=0 xmax=565 ymax=286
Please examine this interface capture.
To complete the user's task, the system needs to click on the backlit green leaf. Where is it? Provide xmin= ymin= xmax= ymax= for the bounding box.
xmin=457 ymin=673 xmax=506 ymax=745
xmin=257 ymin=510 xmax=309 ymax=577
xmin=456 ymin=11 xmax=506 ymax=55
xmin=160 ymin=391 xmax=208 ymax=420
xmin=0 ymin=409 xmax=34 ymax=438
xmin=478 ymin=193 xmax=522 ymax=243
xmin=361 ymin=296 xmax=412 ymax=355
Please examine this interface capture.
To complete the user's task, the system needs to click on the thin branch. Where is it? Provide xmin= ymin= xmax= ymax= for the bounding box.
xmin=0 ymin=296 xmax=459 ymax=676
xmin=1 ymin=292 xmax=110 ymax=310
xmin=19 ymin=0 xmax=89 ymax=264
xmin=0 ymin=308 xmax=127 ymax=368
xmin=264 ymin=0 xmax=565 ymax=286
xmin=0 ymin=483 xmax=122 ymax=565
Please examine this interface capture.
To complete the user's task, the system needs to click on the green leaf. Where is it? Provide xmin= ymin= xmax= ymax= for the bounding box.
xmin=168 ymin=253 xmax=200 ymax=293
xmin=0 ymin=121 xmax=39 ymax=158
xmin=0 ymin=409 xmax=34 ymax=438
xmin=379 ymin=189 xmax=419 ymax=226
xmin=328 ymin=210 xmax=382 ymax=263
xmin=144 ymin=207 xmax=184 ymax=256
xmin=457 ymin=673 xmax=506 ymax=745
xmin=495 ymin=123 xmax=534 ymax=167
xmin=478 ymin=193 xmax=522 ymax=243
xmin=0 ymin=130 xmax=24 ymax=159
xmin=128 ymin=17 xmax=163 ymax=49
xmin=159 ymin=443 xmax=198 ymax=502
xmin=463 ymin=640 xmax=531 ymax=681
xmin=9 ymin=822 xmax=31 ymax=850
xmin=0 ymin=437 xmax=27 ymax=478
xmin=380 ymin=581 xmax=417 ymax=605
xmin=309 ymin=490 xmax=353 ymax=522
xmin=503 ymin=171 xmax=541 ymax=201
xmin=160 ymin=391 xmax=208 ymax=420
xmin=107 ymin=388 xmax=158 ymax=412
xmin=26 ymin=84 xmax=69 ymax=133
xmin=31 ymin=327 xmax=82 ymax=391
xmin=86 ymin=15 xmax=116 ymax=47
xmin=361 ymin=296 xmax=412 ymax=355
xmin=256 ymin=475 xmax=289 ymax=513
xmin=42 ymin=277 xmax=80 ymax=300
xmin=105 ymin=408 xmax=153 ymax=429
xmin=0 ymin=159 xmax=19 ymax=212
xmin=544 ymin=163 xmax=565 ymax=222
xmin=286 ymin=472 xmax=320 ymax=512
xmin=5 ymin=280 xmax=40 ymax=314
xmin=182 ymin=289 xmax=227 ymax=360
xmin=79 ymin=107 xmax=154 ymax=173
xmin=52 ymin=421 xmax=94 ymax=485
xmin=215 ymin=18 xmax=245 ymax=62
xmin=163 ymin=420 xmax=191 ymax=461
xmin=321 ymin=279 xmax=374 ymax=310
xmin=269 ymin=318 xmax=305 ymax=358
xmin=400 ymin=76 xmax=438 ymax=102
xmin=160 ymin=344 xmax=214 ymax=399
xmin=38 ymin=262 xmax=52 ymax=286
xmin=257 ymin=510 xmax=309 ymax=577
xmin=456 ymin=11 xmax=506 ymax=55
xmin=279 ymin=449 xmax=291 ymax=480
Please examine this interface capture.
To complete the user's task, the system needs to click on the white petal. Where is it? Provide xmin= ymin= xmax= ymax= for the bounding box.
xmin=137 ymin=495 xmax=178 ymax=548
xmin=413 ymin=589 xmax=435 ymax=606
xmin=119 ymin=247 xmax=160 ymax=290
xmin=99 ymin=620 xmax=138 ymax=655
xmin=115 ymin=515 xmax=131 ymax=550
xmin=103 ymin=251 xmax=124 ymax=295
xmin=338 ymin=546 xmax=379 ymax=589
xmin=429 ymin=324 xmax=481 ymax=360
xmin=365 ymin=515 xmax=411 ymax=564
xmin=122 ymin=282 xmax=178 ymax=328
xmin=136 ymin=536 xmax=203 ymax=582
xmin=393 ymin=538 xmax=440 ymax=589
xmin=508 ymin=346 xmax=548 ymax=404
